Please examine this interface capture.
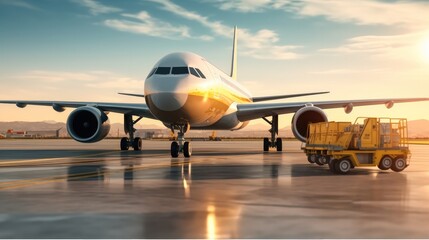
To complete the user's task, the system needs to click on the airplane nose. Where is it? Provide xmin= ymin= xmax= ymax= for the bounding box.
xmin=145 ymin=75 xmax=192 ymax=112
xmin=150 ymin=92 xmax=188 ymax=111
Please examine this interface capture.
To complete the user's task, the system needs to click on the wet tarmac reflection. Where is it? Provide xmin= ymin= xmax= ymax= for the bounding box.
xmin=1 ymin=140 xmax=427 ymax=238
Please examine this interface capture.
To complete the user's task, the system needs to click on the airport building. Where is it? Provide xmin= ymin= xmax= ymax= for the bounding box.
xmin=2 ymin=129 xmax=61 ymax=139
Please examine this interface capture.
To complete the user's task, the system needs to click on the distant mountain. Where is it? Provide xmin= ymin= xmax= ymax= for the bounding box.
xmin=0 ymin=119 xmax=428 ymax=138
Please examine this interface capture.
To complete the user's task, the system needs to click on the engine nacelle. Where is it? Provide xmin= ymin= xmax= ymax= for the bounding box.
xmin=66 ymin=106 xmax=110 ymax=143
xmin=291 ymin=105 xmax=328 ymax=142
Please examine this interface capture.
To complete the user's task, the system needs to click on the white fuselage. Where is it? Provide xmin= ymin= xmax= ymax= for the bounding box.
xmin=144 ymin=52 xmax=252 ymax=130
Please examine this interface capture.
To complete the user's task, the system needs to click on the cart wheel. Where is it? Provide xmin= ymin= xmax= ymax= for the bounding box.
xmin=322 ymin=155 xmax=330 ymax=165
xmin=335 ymin=158 xmax=352 ymax=174
xmin=328 ymin=159 xmax=337 ymax=173
xmin=378 ymin=155 xmax=393 ymax=170
xmin=308 ymin=154 xmax=316 ymax=164
xmin=391 ymin=157 xmax=407 ymax=172
xmin=315 ymin=155 xmax=325 ymax=166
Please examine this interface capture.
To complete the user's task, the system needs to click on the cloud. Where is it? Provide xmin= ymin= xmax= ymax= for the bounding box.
xmin=73 ymin=0 xmax=122 ymax=15
xmin=294 ymin=0 xmax=429 ymax=29
xmin=104 ymin=11 xmax=212 ymax=40
xmin=213 ymin=0 xmax=295 ymax=12
xmin=211 ymin=0 xmax=429 ymax=29
xmin=310 ymin=68 xmax=386 ymax=75
xmin=0 ymin=0 xmax=40 ymax=10
xmin=149 ymin=0 xmax=301 ymax=60
xmin=15 ymin=70 xmax=100 ymax=82
xmin=208 ymin=0 xmax=429 ymax=60
xmin=215 ymin=0 xmax=275 ymax=12
xmin=13 ymin=70 xmax=143 ymax=90
xmin=319 ymin=31 xmax=429 ymax=62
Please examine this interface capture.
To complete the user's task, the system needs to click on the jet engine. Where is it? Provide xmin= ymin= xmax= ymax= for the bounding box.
xmin=66 ymin=106 xmax=110 ymax=143
xmin=291 ymin=105 xmax=328 ymax=142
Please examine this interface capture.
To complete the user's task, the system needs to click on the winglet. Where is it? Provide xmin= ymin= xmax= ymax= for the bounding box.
xmin=230 ymin=26 xmax=238 ymax=80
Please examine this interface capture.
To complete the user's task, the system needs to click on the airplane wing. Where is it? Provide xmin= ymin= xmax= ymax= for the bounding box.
xmin=252 ymin=91 xmax=329 ymax=102
xmin=0 ymin=100 xmax=157 ymax=119
xmin=236 ymin=98 xmax=429 ymax=121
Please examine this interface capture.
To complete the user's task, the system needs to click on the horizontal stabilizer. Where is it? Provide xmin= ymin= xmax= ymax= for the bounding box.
xmin=252 ymin=91 xmax=329 ymax=102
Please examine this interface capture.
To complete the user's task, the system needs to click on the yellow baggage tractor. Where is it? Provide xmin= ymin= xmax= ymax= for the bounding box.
xmin=302 ymin=117 xmax=410 ymax=174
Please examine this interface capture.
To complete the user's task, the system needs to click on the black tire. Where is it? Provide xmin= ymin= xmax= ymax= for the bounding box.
xmin=132 ymin=137 xmax=142 ymax=151
xmin=391 ymin=157 xmax=407 ymax=172
xmin=308 ymin=154 xmax=316 ymax=164
xmin=378 ymin=155 xmax=393 ymax=170
xmin=120 ymin=137 xmax=129 ymax=150
xmin=183 ymin=141 xmax=192 ymax=158
xmin=263 ymin=138 xmax=269 ymax=152
xmin=324 ymin=156 xmax=331 ymax=165
xmin=328 ymin=159 xmax=336 ymax=173
xmin=171 ymin=142 xmax=179 ymax=158
xmin=315 ymin=155 xmax=325 ymax=166
xmin=335 ymin=158 xmax=352 ymax=174
xmin=276 ymin=138 xmax=282 ymax=152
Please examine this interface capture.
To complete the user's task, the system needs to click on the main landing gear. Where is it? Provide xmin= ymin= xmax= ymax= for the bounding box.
xmin=263 ymin=115 xmax=282 ymax=152
xmin=120 ymin=114 xmax=143 ymax=151
xmin=170 ymin=124 xmax=192 ymax=158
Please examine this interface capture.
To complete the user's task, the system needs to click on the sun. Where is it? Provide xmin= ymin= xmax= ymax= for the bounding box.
xmin=420 ymin=37 xmax=429 ymax=63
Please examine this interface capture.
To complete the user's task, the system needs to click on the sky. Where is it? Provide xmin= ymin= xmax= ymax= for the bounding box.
xmin=0 ymin=0 xmax=428 ymax=128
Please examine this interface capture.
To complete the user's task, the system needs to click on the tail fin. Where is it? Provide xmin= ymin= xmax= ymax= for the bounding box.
xmin=230 ymin=26 xmax=238 ymax=80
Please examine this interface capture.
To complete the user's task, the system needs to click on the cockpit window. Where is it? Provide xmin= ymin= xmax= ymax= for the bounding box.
xmin=189 ymin=67 xmax=200 ymax=78
xmin=172 ymin=67 xmax=189 ymax=74
xmin=195 ymin=68 xmax=206 ymax=79
xmin=147 ymin=68 xmax=157 ymax=78
xmin=155 ymin=67 xmax=171 ymax=75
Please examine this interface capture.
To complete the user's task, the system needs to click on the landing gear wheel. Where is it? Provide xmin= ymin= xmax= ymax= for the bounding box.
xmin=315 ymin=155 xmax=325 ymax=166
xmin=183 ymin=141 xmax=192 ymax=158
xmin=132 ymin=137 xmax=142 ymax=151
xmin=335 ymin=158 xmax=352 ymax=174
xmin=276 ymin=138 xmax=282 ymax=152
xmin=391 ymin=157 xmax=407 ymax=172
xmin=120 ymin=137 xmax=129 ymax=150
xmin=171 ymin=142 xmax=179 ymax=158
xmin=378 ymin=155 xmax=393 ymax=170
xmin=263 ymin=138 xmax=269 ymax=152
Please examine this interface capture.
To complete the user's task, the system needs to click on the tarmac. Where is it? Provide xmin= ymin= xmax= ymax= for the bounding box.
xmin=0 ymin=139 xmax=428 ymax=238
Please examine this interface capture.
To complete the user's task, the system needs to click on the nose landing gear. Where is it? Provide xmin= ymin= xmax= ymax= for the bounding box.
xmin=263 ymin=115 xmax=282 ymax=152
xmin=170 ymin=124 xmax=192 ymax=158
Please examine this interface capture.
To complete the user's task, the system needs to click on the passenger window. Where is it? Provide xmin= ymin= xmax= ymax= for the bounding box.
xmin=195 ymin=68 xmax=206 ymax=79
xmin=155 ymin=67 xmax=171 ymax=75
xmin=189 ymin=67 xmax=200 ymax=78
xmin=147 ymin=68 xmax=157 ymax=78
xmin=172 ymin=67 xmax=189 ymax=74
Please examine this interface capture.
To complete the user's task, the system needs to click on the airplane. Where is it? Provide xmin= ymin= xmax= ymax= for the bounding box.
xmin=1 ymin=27 xmax=428 ymax=158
